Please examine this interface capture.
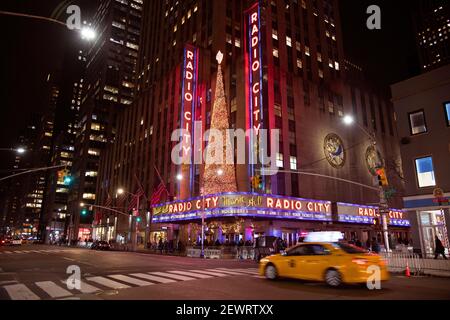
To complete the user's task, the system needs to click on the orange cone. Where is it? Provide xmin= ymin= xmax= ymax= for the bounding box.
xmin=405 ymin=263 xmax=411 ymax=277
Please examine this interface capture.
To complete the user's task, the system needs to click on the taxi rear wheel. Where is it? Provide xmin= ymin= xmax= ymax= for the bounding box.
xmin=265 ymin=264 xmax=278 ymax=280
xmin=325 ymin=269 xmax=342 ymax=287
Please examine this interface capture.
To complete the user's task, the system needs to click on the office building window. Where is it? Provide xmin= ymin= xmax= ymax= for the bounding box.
xmin=444 ymin=102 xmax=450 ymax=126
xmin=276 ymin=153 xmax=284 ymax=168
xmin=290 ymin=156 xmax=297 ymax=170
xmin=409 ymin=110 xmax=427 ymax=135
xmin=415 ymin=156 xmax=436 ymax=188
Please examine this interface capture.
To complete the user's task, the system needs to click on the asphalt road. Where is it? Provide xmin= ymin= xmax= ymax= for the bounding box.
xmin=0 ymin=245 xmax=449 ymax=301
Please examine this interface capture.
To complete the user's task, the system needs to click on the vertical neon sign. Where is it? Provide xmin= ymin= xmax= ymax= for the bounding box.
xmin=245 ymin=2 xmax=264 ymax=190
xmin=180 ymin=44 xmax=199 ymax=197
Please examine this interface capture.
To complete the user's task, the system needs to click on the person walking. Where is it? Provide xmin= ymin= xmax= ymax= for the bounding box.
xmin=434 ymin=236 xmax=448 ymax=260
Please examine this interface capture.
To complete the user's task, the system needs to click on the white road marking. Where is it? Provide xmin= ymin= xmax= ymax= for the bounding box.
xmin=86 ymin=276 xmax=131 ymax=289
xmin=150 ymin=272 xmax=196 ymax=281
xmin=189 ymin=270 xmax=230 ymax=277
xmin=4 ymin=251 xmax=13 ymax=254
xmin=3 ymin=284 xmax=41 ymax=300
xmin=205 ymin=269 xmax=248 ymax=275
xmin=63 ymin=257 xmax=76 ymax=261
xmin=168 ymin=270 xmax=213 ymax=279
xmin=108 ymin=275 xmax=154 ymax=287
xmin=60 ymin=280 xmax=101 ymax=294
xmin=35 ymin=281 xmax=73 ymax=298
xmin=221 ymin=268 xmax=259 ymax=275
xmin=130 ymin=273 xmax=176 ymax=284
xmin=13 ymin=251 xmax=24 ymax=254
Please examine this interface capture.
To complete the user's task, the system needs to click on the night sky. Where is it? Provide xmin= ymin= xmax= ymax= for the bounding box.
xmin=0 ymin=0 xmax=420 ymax=171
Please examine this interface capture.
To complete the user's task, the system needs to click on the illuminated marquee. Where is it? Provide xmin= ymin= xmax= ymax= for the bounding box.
xmin=180 ymin=45 xmax=199 ymax=192
xmin=337 ymin=203 xmax=410 ymax=227
xmin=152 ymin=193 xmax=333 ymax=223
xmin=245 ymin=3 xmax=264 ymax=184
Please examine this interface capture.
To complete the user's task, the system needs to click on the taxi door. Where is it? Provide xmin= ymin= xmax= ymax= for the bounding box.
xmin=300 ymin=244 xmax=333 ymax=281
xmin=283 ymin=244 xmax=314 ymax=279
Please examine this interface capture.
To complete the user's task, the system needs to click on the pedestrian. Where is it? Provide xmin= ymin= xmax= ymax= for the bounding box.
xmin=158 ymin=238 xmax=163 ymax=254
xmin=434 ymin=236 xmax=448 ymax=260
xmin=371 ymin=237 xmax=381 ymax=254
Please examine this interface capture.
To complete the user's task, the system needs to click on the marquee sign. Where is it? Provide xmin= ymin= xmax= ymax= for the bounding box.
xmin=152 ymin=193 xmax=333 ymax=223
xmin=245 ymin=2 xmax=265 ymax=186
xmin=337 ymin=203 xmax=410 ymax=227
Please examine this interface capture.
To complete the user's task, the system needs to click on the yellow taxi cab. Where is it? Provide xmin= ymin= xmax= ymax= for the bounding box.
xmin=259 ymin=237 xmax=389 ymax=287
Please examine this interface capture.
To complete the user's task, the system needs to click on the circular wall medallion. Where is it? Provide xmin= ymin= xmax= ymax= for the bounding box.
xmin=365 ymin=146 xmax=383 ymax=176
xmin=323 ymin=133 xmax=346 ymax=168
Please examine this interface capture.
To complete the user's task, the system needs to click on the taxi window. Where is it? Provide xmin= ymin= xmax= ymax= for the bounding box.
xmin=287 ymin=245 xmax=314 ymax=256
xmin=335 ymin=243 xmax=367 ymax=254
xmin=310 ymin=245 xmax=331 ymax=255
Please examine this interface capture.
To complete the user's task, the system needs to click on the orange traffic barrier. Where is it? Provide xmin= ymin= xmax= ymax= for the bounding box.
xmin=405 ymin=263 xmax=411 ymax=277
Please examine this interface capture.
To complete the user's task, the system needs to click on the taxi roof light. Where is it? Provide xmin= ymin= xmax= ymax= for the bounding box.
xmin=304 ymin=232 xmax=344 ymax=243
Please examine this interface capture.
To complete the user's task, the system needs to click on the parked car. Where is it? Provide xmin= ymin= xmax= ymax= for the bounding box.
xmin=91 ymin=241 xmax=111 ymax=251
xmin=254 ymin=236 xmax=286 ymax=261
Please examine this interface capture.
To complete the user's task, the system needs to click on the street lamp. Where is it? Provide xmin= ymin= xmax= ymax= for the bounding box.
xmin=0 ymin=147 xmax=26 ymax=154
xmin=116 ymin=188 xmax=143 ymax=252
xmin=343 ymin=114 xmax=391 ymax=252
xmin=80 ymin=26 xmax=96 ymax=41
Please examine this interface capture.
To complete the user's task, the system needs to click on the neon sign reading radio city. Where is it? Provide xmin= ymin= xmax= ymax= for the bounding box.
xmin=249 ymin=9 xmax=262 ymax=136
xmin=181 ymin=45 xmax=198 ymax=158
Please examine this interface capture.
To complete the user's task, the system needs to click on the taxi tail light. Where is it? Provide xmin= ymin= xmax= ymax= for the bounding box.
xmin=352 ymin=258 xmax=368 ymax=265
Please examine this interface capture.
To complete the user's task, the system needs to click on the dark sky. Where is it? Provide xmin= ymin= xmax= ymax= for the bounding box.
xmin=339 ymin=0 xmax=420 ymax=87
xmin=0 ymin=0 xmax=420 ymax=170
xmin=0 ymin=0 xmax=94 ymax=170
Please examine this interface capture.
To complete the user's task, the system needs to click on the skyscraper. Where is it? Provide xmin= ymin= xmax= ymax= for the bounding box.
xmin=67 ymin=0 xmax=142 ymax=241
xmin=414 ymin=0 xmax=450 ymax=71
xmin=97 ymin=0 xmax=408 ymax=248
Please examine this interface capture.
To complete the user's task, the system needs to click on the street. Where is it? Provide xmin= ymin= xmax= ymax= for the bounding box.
xmin=0 ymin=245 xmax=449 ymax=300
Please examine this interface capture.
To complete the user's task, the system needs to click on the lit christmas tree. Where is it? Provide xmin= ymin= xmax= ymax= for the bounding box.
xmin=203 ymin=51 xmax=237 ymax=195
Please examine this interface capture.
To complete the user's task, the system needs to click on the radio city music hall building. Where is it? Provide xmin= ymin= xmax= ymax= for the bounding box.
xmin=96 ymin=0 xmax=411 ymax=248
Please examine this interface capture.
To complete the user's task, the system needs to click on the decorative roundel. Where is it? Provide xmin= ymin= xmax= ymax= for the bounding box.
xmin=323 ymin=133 xmax=346 ymax=169
xmin=365 ymin=146 xmax=383 ymax=176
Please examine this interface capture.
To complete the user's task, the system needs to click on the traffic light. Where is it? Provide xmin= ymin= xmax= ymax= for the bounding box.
xmin=373 ymin=217 xmax=380 ymax=226
xmin=251 ymin=175 xmax=262 ymax=190
xmin=376 ymin=168 xmax=389 ymax=187
xmin=81 ymin=208 xmax=88 ymax=216
xmin=136 ymin=217 xmax=142 ymax=223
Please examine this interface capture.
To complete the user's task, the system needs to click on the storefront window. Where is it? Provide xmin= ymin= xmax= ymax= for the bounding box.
xmin=419 ymin=210 xmax=448 ymax=257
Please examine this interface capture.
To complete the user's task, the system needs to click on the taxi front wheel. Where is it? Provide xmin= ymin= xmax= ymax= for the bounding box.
xmin=265 ymin=264 xmax=278 ymax=280
xmin=325 ymin=269 xmax=342 ymax=287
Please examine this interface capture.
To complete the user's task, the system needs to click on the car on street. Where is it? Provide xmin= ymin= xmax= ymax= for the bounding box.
xmin=91 ymin=240 xmax=111 ymax=251
xmin=259 ymin=241 xmax=389 ymax=287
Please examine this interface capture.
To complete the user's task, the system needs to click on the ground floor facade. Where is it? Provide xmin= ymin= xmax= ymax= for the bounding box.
xmin=404 ymin=193 xmax=450 ymax=258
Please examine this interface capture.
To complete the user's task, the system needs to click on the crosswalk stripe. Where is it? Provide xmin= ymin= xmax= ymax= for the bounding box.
xmin=4 ymin=251 xmax=13 ymax=254
xmin=60 ymin=280 xmax=101 ymax=294
xmin=35 ymin=281 xmax=73 ymax=298
xmin=150 ymin=272 xmax=196 ymax=281
xmin=108 ymin=275 xmax=154 ymax=287
xmin=32 ymin=250 xmax=42 ymax=253
xmin=86 ymin=276 xmax=131 ymax=289
xmin=220 ymin=268 xmax=259 ymax=275
xmin=205 ymin=269 xmax=247 ymax=275
xmin=130 ymin=273 xmax=176 ymax=284
xmin=188 ymin=270 xmax=230 ymax=277
xmin=168 ymin=270 xmax=213 ymax=279
xmin=13 ymin=251 xmax=24 ymax=254
xmin=3 ymin=284 xmax=41 ymax=300
xmin=21 ymin=251 xmax=31 ymax=253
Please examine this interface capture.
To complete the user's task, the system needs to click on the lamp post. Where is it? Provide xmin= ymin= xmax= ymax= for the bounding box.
xmin=116 ymin=188 xmax=143 ymax=252
xmin=343 ymin=115 xmax=390 ymax=252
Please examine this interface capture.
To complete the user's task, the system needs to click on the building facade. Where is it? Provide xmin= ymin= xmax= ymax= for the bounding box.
xmin=96 ymin=0 xmax=409 ymax=249
xmin=391 ymin=63 xmax=450 ymax=257
xmin=67 ymin=0 xmax=142 ymax=241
